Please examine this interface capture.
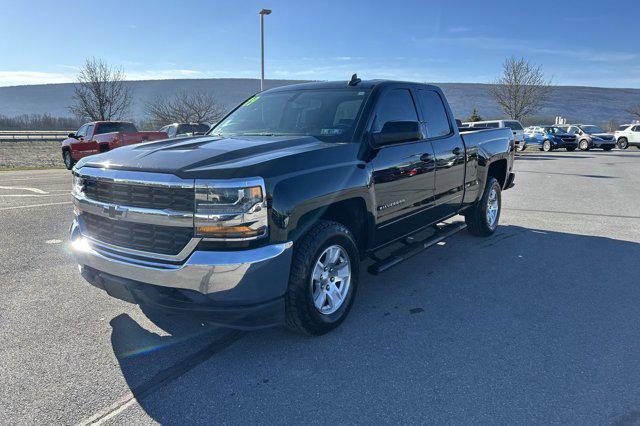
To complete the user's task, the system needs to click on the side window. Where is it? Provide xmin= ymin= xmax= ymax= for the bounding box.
xmin=76 ymin=124 xmax=88 ymax=138
xmin=371 ymin=88 xmax=418 ymax=133
xmin=417 ymin=90 xmax=451 ymax=138
xmin=633 ymin=126 xmax=640 ymax=132
xmin=85 ymin=125 xmax=95 ymax=139
xmin=485 ymin=122 xmax=499 ymax=128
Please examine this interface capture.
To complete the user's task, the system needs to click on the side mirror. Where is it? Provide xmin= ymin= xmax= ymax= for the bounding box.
xmin=372 ymin=121 xmax=421 ymax=147
xmin=68 ymin=133 xmax=76 ymax=138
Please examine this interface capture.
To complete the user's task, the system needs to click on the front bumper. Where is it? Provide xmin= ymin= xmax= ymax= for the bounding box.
xmin=590 ymin=139 xmax=616 ymax=148
xmin=552 ymin=139 xmax=578 ymax=149
xmin=69 ymin=220 xmax=293 ymax=327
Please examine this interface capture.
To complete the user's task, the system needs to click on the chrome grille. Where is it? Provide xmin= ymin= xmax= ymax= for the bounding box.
xmin=82 ymin=213 xmax=193 ymax=255
xmin=83 ymin=178 xmax=194 ymax=212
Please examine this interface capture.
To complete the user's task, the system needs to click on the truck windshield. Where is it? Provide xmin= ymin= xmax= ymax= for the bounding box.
xmin=210 ymin=89 xmax=370 ymax=142
xmin=96 ymin=122 xmax=137 ymax=134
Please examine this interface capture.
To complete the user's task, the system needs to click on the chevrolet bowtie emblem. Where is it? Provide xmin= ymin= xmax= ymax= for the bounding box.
xmin=104 ymin=205 xmax=126 ymax=219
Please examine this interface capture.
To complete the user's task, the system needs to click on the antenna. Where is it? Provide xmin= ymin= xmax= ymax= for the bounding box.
xmin=348 ymin=73 xmax=361 ymax=86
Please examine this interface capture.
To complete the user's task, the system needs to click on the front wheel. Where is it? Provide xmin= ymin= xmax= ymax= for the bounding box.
xmin=63 ymin=150 xmax=75 ymax=170
xmin=542 ymin=140 xmax=552 ymax=152
xmin=465 ymin=177 xmax=502 ymax=237
xmin=285 ymin=220 xmax=359 ymax=336
xmin=617 ymin=138 xmax=629 ymax=150
xmin=579 ymin=139 xmax=589 ymax=151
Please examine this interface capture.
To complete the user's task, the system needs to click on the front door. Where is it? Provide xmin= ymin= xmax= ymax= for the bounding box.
xmin=631 ymin=125 xmax=640 ymax=143
xmin=370 ymin=87 xmax=436 ymax=246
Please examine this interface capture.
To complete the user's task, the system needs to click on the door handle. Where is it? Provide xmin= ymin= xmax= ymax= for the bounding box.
xmin=452 ymin=147 xmax=461 ymax=155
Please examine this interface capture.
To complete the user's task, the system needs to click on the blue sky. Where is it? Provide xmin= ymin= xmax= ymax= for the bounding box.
xmin=0 ymin=0 xmax=638 ymax=88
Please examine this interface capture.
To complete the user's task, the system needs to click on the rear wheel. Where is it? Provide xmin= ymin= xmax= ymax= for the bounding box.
xmin=63 ymin=150 xmax=74 ymax=170
xmin=579 ymin=139 xmax=589 ymax=150
xmin=285 ymin=220 xmax=359 ymax=336
xmin=542 ymin=140 xmax=552 ymax=152
xmin=517 ymin=143 xmax=526 ymax=152
xmin=465 ymin=177 xmax=501 ymax=237
xmin=617 ymin=138 xmax=628 ymax=150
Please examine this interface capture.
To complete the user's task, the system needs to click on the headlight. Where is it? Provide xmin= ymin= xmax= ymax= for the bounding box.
xmin=194 ymin=178 xmax=268 ymax=240
xmin=72 ymin=173 xmax=85 ymax=195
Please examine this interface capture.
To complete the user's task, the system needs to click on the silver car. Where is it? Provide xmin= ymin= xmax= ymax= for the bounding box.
xmin=559 ymin=124 xmax=617 ymax=151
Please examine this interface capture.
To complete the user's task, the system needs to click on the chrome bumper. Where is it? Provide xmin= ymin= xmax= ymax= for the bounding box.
xmin=69 ymin=220 xmax=293 ymax=303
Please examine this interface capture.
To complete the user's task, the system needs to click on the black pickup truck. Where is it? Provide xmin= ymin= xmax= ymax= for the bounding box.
xmin=69 ymin=78 xmax=515 ymax=335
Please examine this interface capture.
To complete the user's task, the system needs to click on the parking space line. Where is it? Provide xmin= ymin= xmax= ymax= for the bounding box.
xmin=0 ymin=201 xmax=72 ymax=211
xmin=77 ymin=330 xmax=243 ymax=425
xmin=1 ymin=194 xmax=69 ymax=198
xmin=0 ymin=185 xmax=48 ymax=194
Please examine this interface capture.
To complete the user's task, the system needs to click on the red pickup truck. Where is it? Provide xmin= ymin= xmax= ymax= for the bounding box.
xmin=61 ymin=121 xmax=167 ymax=169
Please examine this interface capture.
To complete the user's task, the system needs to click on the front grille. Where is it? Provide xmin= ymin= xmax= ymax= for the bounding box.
xmin=83 ymin=179 xmax=193 ymax=212
xmin=82 ymin=213 xmax=193 ymax=255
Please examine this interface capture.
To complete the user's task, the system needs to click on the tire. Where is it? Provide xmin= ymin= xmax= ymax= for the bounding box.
xmin=579 ymin=139 xmax=589 ymax=151
xmin=542 ymin=140 xmax=552 ymax=152
xmin=63 ymin=150 xmax=75 ymax=170
xmin=465 ymin=177 xmax=502 ymax=237
xmin=566 ymin=146 xmax=576 ymax=152
xmin=517 ymin=143 xmax=526 ymax=152
xmin=617 ymin=138 xmax=628 ymax=150
xmin=285 ymin=220 xmax=359 ymax=336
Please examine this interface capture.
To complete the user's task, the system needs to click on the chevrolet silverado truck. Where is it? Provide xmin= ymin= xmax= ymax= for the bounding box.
xmin=62 ymin=121 xmax=167 ymax=169
xmin=69 ymin=78 xmax=515 ymax=335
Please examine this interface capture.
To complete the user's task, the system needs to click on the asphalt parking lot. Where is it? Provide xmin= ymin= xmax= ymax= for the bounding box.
xmin=2 ymin=149 xmax=640 ymax=424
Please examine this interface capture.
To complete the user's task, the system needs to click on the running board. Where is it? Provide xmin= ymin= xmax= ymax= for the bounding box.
xmin=367 ymin=222 xmax=467 ymax=275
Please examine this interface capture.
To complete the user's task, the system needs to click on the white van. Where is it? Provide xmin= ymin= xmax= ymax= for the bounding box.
xmin=462 ymin=120 xmax=525 ymax=151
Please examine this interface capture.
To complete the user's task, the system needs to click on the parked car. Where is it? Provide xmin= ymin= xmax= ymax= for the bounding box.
xmin=69 ymin=79 xmax=515 ymax=335
xmin=61 ymin=121 xmax=167 ymax=169
xmin=614 ymin=123 xmax=640 ymax=149
xmin=159 ymin=122 xmax=211 ymax=139
xmin=524 ymin=126 xmax=578 ymax=151
xmin=462 ymin=120 xmax=525 ymax=151
xmin=557 ymin=124 xmax=616 ymax=151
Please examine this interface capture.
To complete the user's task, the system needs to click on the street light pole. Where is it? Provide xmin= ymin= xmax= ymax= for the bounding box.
xmin=259 ymin=9 xmax=272 ymax=91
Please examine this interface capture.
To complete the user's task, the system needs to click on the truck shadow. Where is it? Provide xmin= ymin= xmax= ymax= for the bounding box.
xmin=108 ymin=225 xmax=640 ymax=424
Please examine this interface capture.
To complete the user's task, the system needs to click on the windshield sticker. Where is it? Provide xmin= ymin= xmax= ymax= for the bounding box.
xmin=321 ymin=128 xmax=344 ymax=136
xmin=243 ymin=96 xmax=260 ymax=106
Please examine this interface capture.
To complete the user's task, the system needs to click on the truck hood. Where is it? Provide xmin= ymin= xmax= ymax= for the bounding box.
xmin=76 ymin=135 xmax=361 ymax=179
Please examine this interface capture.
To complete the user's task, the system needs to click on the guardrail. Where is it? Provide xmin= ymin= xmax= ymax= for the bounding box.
xmin=0 ymin=130 xmax=72 ymax=142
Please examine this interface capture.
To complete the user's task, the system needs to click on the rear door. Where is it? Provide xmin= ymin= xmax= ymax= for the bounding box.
xmin=424 ymin=90 xmax=466 ymax=219
xmin=370 ymin=86 xmax=437 ymax=246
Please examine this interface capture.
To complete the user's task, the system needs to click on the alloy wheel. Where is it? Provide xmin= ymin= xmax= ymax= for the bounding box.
xmin=486 ymin=188 xmax=499 ymax=230
xmin=311 ymin=245 xmax=351 ymax=315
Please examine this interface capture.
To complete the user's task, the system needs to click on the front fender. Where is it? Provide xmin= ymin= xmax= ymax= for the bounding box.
xmin=267 ymin=162 xmax=373 ymax=243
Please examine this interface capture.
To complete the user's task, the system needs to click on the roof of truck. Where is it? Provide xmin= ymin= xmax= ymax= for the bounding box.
xmin=264 ymin=79 xmax=440 ymax=92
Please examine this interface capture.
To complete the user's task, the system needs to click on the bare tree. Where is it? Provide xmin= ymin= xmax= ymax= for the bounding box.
xmin=490 ymin=57 xmax=553 ymax=122
xmin=69 ymin=58 xmax=132 ymax=121
xmin=145 ymin=90 xmax=226 ymax=127
xmin=626 ymin=105 xmax=640 ymax=120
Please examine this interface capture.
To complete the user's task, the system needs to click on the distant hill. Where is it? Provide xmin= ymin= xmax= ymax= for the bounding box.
xmin=1 ymin=78 xmax=638 ymax=126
